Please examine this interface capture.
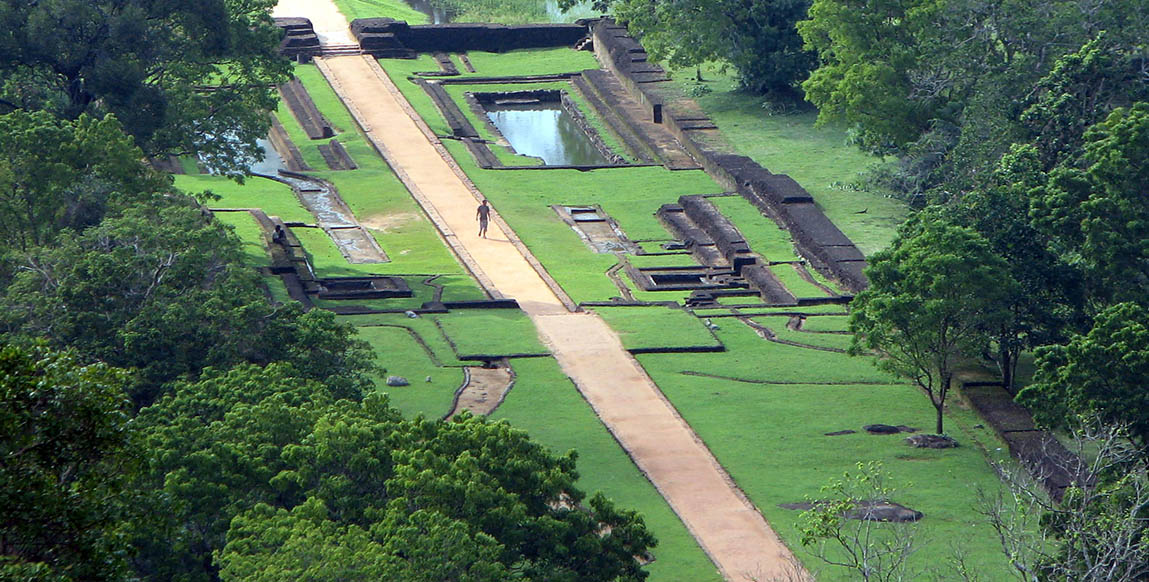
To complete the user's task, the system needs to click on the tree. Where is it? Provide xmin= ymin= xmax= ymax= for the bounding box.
xmin=0 ymin=0 xmax=291 ymax=176
xmin=945 ymin=145 xmax=1086 ymax=391
xmin=0 ymin=343 xmax=137 ymax=581
xmin=977 ymin=420 xmax=1149 ymax=582
xmin=1029 ymin=103 xmax=1149 ymax=306
xmin=849 ymin=217 xmax=1016 ymax=433
xmin=1018 ymin=302 xmax=1149 ymax=447
xmin=797 ymin=0 xmax=947 ymax=151
xmin=0 ymin=199 xmax=374 ymax=405
xmin=798 ymin=462 xmax=920 ymax=582
xmin=0 ymin=110 xmax=166 ymax=251
xmin=605 ymin=0 xmax=816 ymax=95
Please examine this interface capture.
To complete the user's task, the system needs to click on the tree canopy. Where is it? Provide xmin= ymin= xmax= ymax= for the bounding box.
xmin=0 ymin=343 xmax=137 ymax=581
xmin=0 ymin=0 xmax=291 ymax=176
xmin=850 ymin=217 xmax=1016 ymax=433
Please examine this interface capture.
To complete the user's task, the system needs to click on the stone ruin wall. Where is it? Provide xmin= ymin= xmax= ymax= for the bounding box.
xmin=590 ymin=19 xmax=869 ymax=292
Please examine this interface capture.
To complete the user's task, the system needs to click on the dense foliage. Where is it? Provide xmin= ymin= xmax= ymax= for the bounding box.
xmin=568 ymin=0 xmax=815 ymax=94
xmin=849 ymin=217 xmax=1016 ymax=434
xmin=0 ymin=0 xmax=291 ymax=176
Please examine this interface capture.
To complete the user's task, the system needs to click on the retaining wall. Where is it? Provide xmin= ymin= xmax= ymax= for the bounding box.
xmin=351 ymin=18 xmax=589 ymax=56
xmin=591 ymin=19 xmax=870 ymax=292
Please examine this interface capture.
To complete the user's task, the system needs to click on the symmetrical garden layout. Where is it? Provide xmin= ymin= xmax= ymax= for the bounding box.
xmin=178 ymin=3 xmax=1021 ymax=580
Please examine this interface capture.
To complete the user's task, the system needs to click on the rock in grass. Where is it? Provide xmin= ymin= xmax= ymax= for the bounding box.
xmin=386 ymin=375 xmax=410 ymax=387
xmin=905 ymin=434 xmax=958 ymax=449
xmin=863 ymin=424 xmax=901 ymax=434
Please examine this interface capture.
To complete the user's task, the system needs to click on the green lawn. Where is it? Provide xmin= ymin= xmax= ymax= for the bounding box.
xmin=668 ymin=65 xmax=908 ymax=256
xmin=798 ymin=314 xmax=851 ymax=333
xmin=330 ymin=0 xmax=428 ymax=23
xmin=589 ymin=305 xmax=721 ymax=351
xmin=638 ymin=319 xmax=1017 ymax=580
xmin=751 ymin=315 xmax=853 ymax=351
xmin=434 ymin=309 xmax=549 ymax=358
xmin=178 ymin=174 xmax=314 ymax=224
xmin=214 ymin=211 xmax=270 ymax=268
xmin=358 ymin=323 xmax=465 ymax=418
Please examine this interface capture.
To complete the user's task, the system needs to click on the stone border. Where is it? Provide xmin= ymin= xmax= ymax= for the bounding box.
xmin=960 ymin=382 xmax=1089 ymax=501
xmin=279 ymin=79 xmax=335 ymax=139
xmin=317 ymin=138 xmax=357 ymax=170
xmin=351 ymin=18 xmax=589 ymax=56
xmin=591 ymin=19 xmax=870 ymax=292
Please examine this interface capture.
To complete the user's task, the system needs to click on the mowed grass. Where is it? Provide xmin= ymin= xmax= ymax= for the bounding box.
xmin=797 ymin=314 xmax=851 ymax=333
xmin=492 ymin=358 xmax=723 ymax=582
xmin=179 ymin=174 xmax=314 ymax=224
xmin=357 ymin=323 xmax=465 ymax=418
xmin=752 ymin=316 xmax=853 ymax=351
xmin=434 ymin=309 xmax=549 ymax=357
xmin=589 ymin=305 xmax=721 ymax=351
xmin=214 ymin=211 xmax=270 ymax=268
xmin=330 ymin=0 xmax=428 ymax=22
xmin=667 ymin=65 xmax=907 ymax=256
xmin=638 ymin=319 xmax=1017 ymax=580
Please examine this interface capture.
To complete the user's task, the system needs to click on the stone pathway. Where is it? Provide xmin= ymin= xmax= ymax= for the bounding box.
xmin=274 ymin=2 xmax=802 ymax=579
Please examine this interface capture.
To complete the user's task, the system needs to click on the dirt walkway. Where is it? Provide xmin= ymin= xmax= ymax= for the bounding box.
xmin=276 ymin=3 xmax=800 ymax=577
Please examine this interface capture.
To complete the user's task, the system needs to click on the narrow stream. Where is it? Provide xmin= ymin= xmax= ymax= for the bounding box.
xmin=245 ymin=141 xmax=386 ymax=263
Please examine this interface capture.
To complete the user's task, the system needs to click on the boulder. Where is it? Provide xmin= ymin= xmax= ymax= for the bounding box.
xmin=863 ymin=424 xmax=901 ymax=434
xmin=905 ymin=434 xmax=959 ymax=449
xmin=386 ymin=376 xmax=410 ymax=387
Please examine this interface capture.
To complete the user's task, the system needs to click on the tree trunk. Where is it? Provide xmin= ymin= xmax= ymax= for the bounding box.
xmin=934 ymin=375 xmax=951 ymax=434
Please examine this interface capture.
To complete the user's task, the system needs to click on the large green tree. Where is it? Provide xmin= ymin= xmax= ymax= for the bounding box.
xmin=0 ymin=343 xmax=137 ymax=581
xmin=1018 ymin=302 xmax=1149 ymax=447
xmin=0 ymin=110 xmax=166 ymax=251
xmin=0 ymin=200 xmax=374 ymax=405
xmin=607 ymin=0 xmax=816 ymax=94
xmin=0 ymin=0 xmax=290 ymax=176
xmin=945 ymin=145 xmax=1086 ymax=390
xmin=135 ymin=365 xmax=656 ymax=582
xmin=850 ymin=218 xmax=1016 ymax=433
xmin=1029 ymin=102 xmax=1149 ymax=306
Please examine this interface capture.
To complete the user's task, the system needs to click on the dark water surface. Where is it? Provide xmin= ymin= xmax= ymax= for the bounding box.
xmin=486 ymin=103 xmax=610 ymax=166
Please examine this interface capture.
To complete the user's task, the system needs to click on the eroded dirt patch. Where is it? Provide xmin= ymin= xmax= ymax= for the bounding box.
xmin=361 ymin=212 xmax=422 ymax=232
xmin=449 ymin=363 xmax=515 ymax=417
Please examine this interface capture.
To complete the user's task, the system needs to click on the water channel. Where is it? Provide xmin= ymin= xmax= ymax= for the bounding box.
xmin=485 ymin=101 xmax=611 ymax=166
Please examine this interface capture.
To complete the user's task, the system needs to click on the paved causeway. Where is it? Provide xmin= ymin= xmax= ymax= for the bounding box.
xmin=276 ymin=2 xmax=800 ymax=578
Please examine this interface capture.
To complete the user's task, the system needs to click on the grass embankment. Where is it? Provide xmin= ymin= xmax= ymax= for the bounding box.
xmin=667 ymin=65 xmax=907 ymax=256
xmin=589 ymin=305 xmax=721 ymax=351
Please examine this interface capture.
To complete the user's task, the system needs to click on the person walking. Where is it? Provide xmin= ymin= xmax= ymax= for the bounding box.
xmin=476 ymin=199 xmax=491 ymax=238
